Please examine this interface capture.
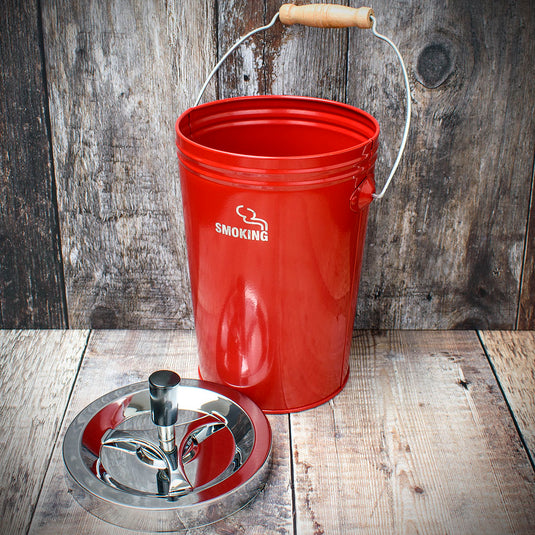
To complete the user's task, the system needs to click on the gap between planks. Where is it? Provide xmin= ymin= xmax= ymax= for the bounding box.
xmin=477 ymin=330 xmax=535 ymax=471
xmin=29 ymin=330 xmax=293 ymax=535
xmin=29 ymin=330 xmax=91 ymax=529
xmin=0 ymin=330 xmax=89 ymax=535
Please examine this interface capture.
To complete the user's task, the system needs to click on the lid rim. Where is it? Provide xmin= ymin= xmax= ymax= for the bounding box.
xmin=63 ymin=378 xmax=272 ymax=531
xmin=176 ymin=95 xmax=380 ymax=171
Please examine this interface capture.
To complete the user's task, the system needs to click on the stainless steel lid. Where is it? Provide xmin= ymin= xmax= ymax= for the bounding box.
xmin=63 ymin=371 xmax=272 ymax=532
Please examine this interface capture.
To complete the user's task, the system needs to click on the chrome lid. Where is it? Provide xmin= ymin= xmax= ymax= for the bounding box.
xmin=63 ymin=371 xmax=272 ymax=532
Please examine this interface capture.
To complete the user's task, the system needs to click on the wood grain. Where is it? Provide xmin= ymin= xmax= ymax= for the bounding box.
xmin=291 ymin=331 xmax=535 ymax=534
xmin=41 ymin=0 xmax=218 ymax=328
xmin=216 ymin=0 xmax=266 ymax=99
xmin=29 ymin=330 xmax=293 ymax=534
xmin=0 ymin=330 xmax=89 ymax=535
xmin=517 ymin=179 xmax=535 ymax=328
xmin=0 ymin=0 xmax=66 ymax=328
xmin=270 ymin=0 xmax=349 ymax=101
xmin=350 ymin=0 xmax=535 ymax=329
xmin=479 ymin=330 xmax=535 ymax=465
xmin=218 ymin=0 xmax=349 ymax=102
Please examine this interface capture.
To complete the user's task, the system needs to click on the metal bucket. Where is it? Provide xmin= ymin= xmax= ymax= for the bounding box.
xmin=176 ymin=95 xmax=379 ymax=412
xmin=175 ymin=4 xmax=410 ymax=413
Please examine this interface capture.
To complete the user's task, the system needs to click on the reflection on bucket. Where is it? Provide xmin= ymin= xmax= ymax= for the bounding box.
xmin=216 ymin=278 xmax=271 ymax=389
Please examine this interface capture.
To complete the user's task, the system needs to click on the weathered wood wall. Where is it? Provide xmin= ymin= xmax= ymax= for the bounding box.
xmin=1 ymin=0 xmax=535 ymax=329
xmin=0 ymin=2 xmax=67 ymax=327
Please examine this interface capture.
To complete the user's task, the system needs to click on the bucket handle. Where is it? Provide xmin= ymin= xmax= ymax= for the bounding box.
xmin=193 ymin=4 xmax=411 ymax=201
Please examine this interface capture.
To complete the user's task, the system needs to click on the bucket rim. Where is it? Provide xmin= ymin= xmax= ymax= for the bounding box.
xmin=176 ymin=94 xmax=380 ymax=163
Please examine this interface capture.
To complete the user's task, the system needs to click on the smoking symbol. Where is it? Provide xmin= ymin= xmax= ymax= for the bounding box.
xmin=236 ymin=206 xmax=268 ymax=231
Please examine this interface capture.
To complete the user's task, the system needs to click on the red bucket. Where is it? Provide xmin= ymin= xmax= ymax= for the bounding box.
xmin=176 ymin=95 xmax=379 ymax=413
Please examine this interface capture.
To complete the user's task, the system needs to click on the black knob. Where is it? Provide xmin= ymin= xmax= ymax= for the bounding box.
xmin=149 ymin=370 xmax=181 ymax=427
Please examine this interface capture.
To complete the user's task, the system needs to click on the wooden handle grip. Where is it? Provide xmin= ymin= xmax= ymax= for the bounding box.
xmin=279 ymin=4 xmax=374 ymax=29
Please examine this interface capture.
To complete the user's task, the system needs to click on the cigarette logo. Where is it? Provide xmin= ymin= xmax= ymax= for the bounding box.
xmin=236 ymin=206 xmax=268 ymax=231
xmin=215 ymin=205 xmax=269 ymax=242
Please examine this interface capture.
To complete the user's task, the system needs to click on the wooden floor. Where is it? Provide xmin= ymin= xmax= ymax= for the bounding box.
xmin=1 ymin=330 xmax=534 ymax=534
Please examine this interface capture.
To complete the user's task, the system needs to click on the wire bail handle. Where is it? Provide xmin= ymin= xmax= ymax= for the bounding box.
xmin=194 ymin=4 xmax=411 ymax=201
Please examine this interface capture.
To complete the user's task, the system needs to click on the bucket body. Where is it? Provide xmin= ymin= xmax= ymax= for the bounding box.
xmin=176 ymin=95 xmax=379 ymax=413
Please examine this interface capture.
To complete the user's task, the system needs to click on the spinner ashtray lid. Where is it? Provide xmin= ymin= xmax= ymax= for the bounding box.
xmin=63 ymin=370 xmax=272 ymax=532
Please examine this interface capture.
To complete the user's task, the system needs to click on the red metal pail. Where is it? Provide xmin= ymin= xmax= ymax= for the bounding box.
xmin=176 ymin=95 xmax=379 ymax=413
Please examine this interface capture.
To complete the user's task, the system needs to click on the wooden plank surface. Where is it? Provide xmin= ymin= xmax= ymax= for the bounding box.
xmin=29 ymin=330 xmax=293 ymax=534
xmin=291 ymin=331 xmax=535 ymax=534
xmin=268 ymin=0 xmax=349 ymax=101
xmin=518 ymin=181 xmax=535 ymax=328
xmin=216 ymin=0 xmax=267 ymax=99
xmin=0 ymin=1 xmax=67 ymax=328
xmin=41 ymin=0 xmax=217 ymax=328
xmin=479 ymin=330 xmax=535 ymax=465
xmin=350 ymin=0 xmax=535 ymax=329
xmin=218 ymin=0 xmax=349 ymax=101
xmin=0 ymin=330 xmax=89 ymax=535
xmin=2 ymin=329 xmax=533 ymax=533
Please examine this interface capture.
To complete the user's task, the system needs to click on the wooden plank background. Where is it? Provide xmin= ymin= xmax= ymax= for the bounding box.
xmin=1 ymin=0 xmax=535 ymax=329
xmin=0 ymin=2 xmax=67 ymax=328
